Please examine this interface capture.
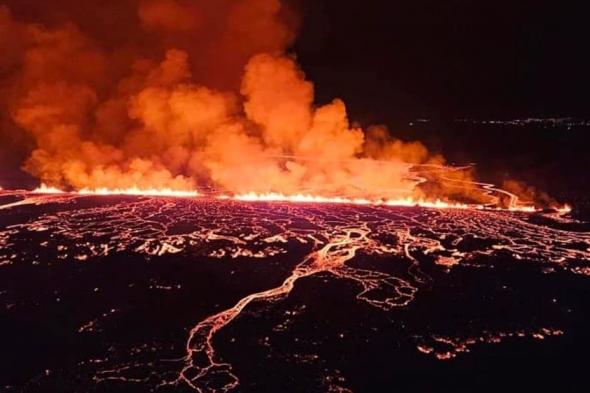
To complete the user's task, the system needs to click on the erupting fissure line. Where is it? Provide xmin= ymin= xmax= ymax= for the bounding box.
xmin=31 ymin=184 xmax=66 ymax=194
xmin=221 ymin=192 xmax=553 ymax=213
xmin=77 ymin=187 xmax=199 ymax=197
xmin=227 ymin=192 xmax=471 ymax=209
xmin=22 ymin=183 xmax=570 ymax=214
xmin=31 ymin=184 xmax=198 ymax=197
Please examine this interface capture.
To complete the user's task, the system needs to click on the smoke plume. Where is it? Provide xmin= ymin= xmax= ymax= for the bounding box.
xmin=0 ymin=0 xmax=476 ymax=201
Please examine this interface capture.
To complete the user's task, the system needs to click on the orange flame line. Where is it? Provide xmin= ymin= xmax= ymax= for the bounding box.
xmin=28 ymin=184 xmax=572 ymax=213
xmin=32 ymin=184 xmax=198 ymax=197
xmin=220 ymin=192 xmax=542 ymax=212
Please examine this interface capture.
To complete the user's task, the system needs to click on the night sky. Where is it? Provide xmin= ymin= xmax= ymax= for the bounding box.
xmin=292 ymin=1 xmax=590 ymax=202
xmin=294 ymin=0 xmax=590 ymax=123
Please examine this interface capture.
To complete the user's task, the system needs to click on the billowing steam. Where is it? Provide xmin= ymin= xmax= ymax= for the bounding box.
xmin=0 ymin=1 xmax=522 ymax=204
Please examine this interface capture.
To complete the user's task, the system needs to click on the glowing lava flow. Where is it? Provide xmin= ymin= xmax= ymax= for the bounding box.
xmin=31 ymin=183 xmax=198 ymax=197
xmin=77 ymin=187 xmax=199 ymax=197
xmin=171 ymin=222 xmax=418 ymax=392
xmin=227 ymin=192 xmax=468 ymax=209
xmin=0 ymin=194 xmax=588 ymax=391
xmin=31 ymin=183 xmax=66 ymax=194
xmin=28 ymin=182 xmax=568 ymax=213
xmin=27 ymin=184 xmax=559 ymax=213
xmin=223 ymin=192 xmax=543 ymax=212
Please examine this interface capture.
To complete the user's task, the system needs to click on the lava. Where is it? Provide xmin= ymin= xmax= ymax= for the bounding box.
xmin=226 ymin=192 xmax=471 ymax=210
xmin=25 ymin=183 xmax=547 ymax=212
xmin=416 ymin=328 xmax=565 ymax=361
xmin=0 ymin=1 xmax=562 ymax=210
xmin=171 ymin=223 xmax=420 ymax=392
xmin=31 ymin=184 xmax=66 ymax=194
xmin=0 ymin=1 xmax=585 ymax=391
xmin=32 ymin=183 xmax=199 ymax=197
xmin=1 ymin=191 xmax=587 ymax=391
xmin=227 ymin=191 xmax=546 ymax=212
xmin=77 ymin=187 xmax=199 ymax=197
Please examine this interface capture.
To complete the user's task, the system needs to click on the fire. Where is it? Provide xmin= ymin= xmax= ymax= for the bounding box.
xmin=0 ymin=1 xmax=569 ymax=219
xmin=236 ymin=192 xmax=466 ymax=209
xmin=32 ymin=184 xmax=198 ymax=197
xmin=77 ymin=187 xmax=198 ymax=197
xmin=27 ymin=184 xmax=550 ymax=211
xmin=32 ymin=184 xmax=67 ymax=194
xmin=507 ymin=205 xmax=537 ymax=213
xmin=223 ymin=192 xmax=538 ymax=211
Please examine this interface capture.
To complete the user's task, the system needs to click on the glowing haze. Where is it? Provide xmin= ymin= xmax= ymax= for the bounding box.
xmin=0 ymin=1 xmax=552 ymax=208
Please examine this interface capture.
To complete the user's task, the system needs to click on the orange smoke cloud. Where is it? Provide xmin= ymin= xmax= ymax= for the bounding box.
xmin=0 ymin=1 xmax=537 ymax=206
xmin=138 ymin=0 xmax=201 ymax=32
xmin=501 ymin=178 xmax=556 ymax=207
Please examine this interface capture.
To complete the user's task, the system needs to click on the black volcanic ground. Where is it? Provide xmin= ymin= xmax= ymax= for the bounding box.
xmin=1 ymin=192 xmax=590 ymax=392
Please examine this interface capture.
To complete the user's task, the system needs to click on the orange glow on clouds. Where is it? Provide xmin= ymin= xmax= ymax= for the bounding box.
xmin=0 ymin=1 xmax=569 ymax=212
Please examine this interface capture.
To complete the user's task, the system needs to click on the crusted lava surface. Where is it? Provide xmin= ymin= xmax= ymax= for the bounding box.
xmin=1 ymin=191 xmax=590 ymax=392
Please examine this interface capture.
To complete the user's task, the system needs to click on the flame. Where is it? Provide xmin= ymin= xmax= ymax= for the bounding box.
xmin=222 ymin=192 xmax=538 ymax=211
xmin=32 ymin=183 xmax=198 ymax=197
xmin=26 ymin=185 xmax=556 ymax=212
xmin=0 ymin=2 xmax=569 ymax=215
xmin=32 ymin=184 xmax=67 ymax=194
xmin=77 ymin=187 xmax=198 ymax=197
xmin=507 ymin=205 xmax=537 ymax=213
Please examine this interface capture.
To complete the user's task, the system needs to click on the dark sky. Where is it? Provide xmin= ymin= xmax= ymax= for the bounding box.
xmin=293 ymin=0 xmax=590 ymax=123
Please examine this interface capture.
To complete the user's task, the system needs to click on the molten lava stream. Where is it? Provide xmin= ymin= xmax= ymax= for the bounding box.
xmin=223 ymin=191 xmax=546 ymax=212
xmin=170 ymin=223 xmax=419 ymax=392
xmin=27 ymin=184 xmax=570 ymax=214
xmin=31 ymin=184 xmax=199 ymax=197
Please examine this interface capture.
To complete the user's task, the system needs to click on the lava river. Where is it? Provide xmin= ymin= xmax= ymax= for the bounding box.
xmin=0 ymin=190 xmax=589 ymax=392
